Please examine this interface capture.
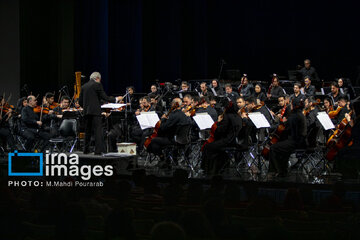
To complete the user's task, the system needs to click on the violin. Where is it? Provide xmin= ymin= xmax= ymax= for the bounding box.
xmin=328 ymin=106 xmax=342 ymax=119
xmin=33 ymin=105 xmax=50 ymax=114
xmin=49 ymin=102 xmax=59 ymax=110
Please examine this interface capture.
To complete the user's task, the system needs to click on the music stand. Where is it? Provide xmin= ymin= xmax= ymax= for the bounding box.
xmin=247 ymin=112 xmax=271 ymax=178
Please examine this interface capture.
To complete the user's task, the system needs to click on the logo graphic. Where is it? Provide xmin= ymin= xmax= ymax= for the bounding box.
xmin=8 ymin=150 xmax=43 ymax=176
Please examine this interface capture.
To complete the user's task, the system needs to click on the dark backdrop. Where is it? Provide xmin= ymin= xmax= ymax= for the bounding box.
xmin=17 ymin=0 xmax=360 ymax=97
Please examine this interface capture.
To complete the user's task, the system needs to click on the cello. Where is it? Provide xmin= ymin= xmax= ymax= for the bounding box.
xmin=325 ymin=111 xmax=353 ymax=161
xmin=144 ymin=102 xmax=180 ymax=149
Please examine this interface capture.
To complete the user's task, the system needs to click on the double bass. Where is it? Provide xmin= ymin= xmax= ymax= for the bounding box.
xmin=238 ymin=74 xmax=247 ymax=93
xmin=144 ymin=102 xmax=180 ymax=149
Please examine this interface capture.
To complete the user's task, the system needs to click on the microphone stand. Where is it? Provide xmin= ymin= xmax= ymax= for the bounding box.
xmin=122 ymin=90 xmax=130 ymax=142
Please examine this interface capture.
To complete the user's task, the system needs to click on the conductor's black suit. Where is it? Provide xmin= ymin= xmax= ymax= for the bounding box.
xmin=79 ymin=79 xmax=116 ymax=154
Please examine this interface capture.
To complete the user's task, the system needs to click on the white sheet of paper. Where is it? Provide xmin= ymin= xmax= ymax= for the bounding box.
xmin=317 ymin=111 xmax=335 ymax=130
xmin=101 ymin=103 xmax=126 ymax=109
xmin=136 ymin=111 xmax=160 ymax=130
xmin=192 ymin=113 xmax=215 ymax=130
xmin=248 ymin=112 xmax=271 ymax=129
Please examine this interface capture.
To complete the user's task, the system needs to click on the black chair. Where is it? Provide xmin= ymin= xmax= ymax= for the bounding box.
xmin=49 ymin=119 xmax=78 ymax=153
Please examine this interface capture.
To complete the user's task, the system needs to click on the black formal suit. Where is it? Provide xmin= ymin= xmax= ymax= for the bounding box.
xmin=79 ymin=79 xmax=116 ymax=154
xmin=202 ymin=111 xmax=242 ymax=175
xmin=21 ymin=106 xmax=51 ymax=151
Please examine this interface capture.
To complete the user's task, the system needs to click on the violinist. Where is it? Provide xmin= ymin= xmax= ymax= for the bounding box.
xmin=239 ymin=75 xmax=253 ymax=98
xmin=147 ymin=98 xmax=190 ymax=168
xmin=51 ymin=96 xmax=71 ymax=133
xmin=0 ymin=96 xmax=16 ymax=151
xmin=210 ymin=79 xmax=224 ymax=96
xmin=323 ymin=97 xmax=333 ymax=113
xmin=209 ymin=96 xmax=222 ymax=116
xmin=253 ymin=84 xmax=266 ymax=102
xmin=333 ymin=99 xmax=360 ymax=178
xmin=290 ymin=82 xmax=306 ymax=103
xmin=149 ymin=94 xmax=163 ymax=116
xmin=267 ymin=75 xmax=285 ymax=100
xmin=45 ymin=92 xmax=58 ymax=110
xmin=302 ymin=76 xmax=316 ymax=97
xmin=200 ymin=82 xmax=214 ymax=97
xmin=236 ymin=96 xmax=250 ymax=149
xmin=182 ymin=94 xmax=193 ymax=109
xmin=196 ymin=97 xmax=217 ymax=121
xmin=331 ymin=97 xmax=350 ymax=125
xmin=16 ymin=97 xmax=28 ymax=117
xmin=20 ymin=95 xmax=51 ymax=151
xmin=270 ymin=95 xmax=291 ymax=123
xmin=268 ymin=98 xmax=307 ymax=178
xmin=246 ymin=96 xmax=273 ymax=124
xmin=327 ymin=82 xmax=344 ymax=107
xmin=201 ymin=101 xmax=242 ymax=175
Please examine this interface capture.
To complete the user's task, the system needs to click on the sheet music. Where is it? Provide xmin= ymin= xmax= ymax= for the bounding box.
xmin=101 ymin=103 xmax=126 ymax=109
xmin=316 ymin=111 xmax=335 ymax=130
xmin=136 ymin=111 xmax=160 ymax=130
xmin=248 ymin=112 xmax=271 ymax=129
xmin=192 ymin=113 xmax=215 ymax=130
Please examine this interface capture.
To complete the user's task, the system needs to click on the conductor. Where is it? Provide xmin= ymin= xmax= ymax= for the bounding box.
xmin=79 ymin=72 xmax=122 ymax=155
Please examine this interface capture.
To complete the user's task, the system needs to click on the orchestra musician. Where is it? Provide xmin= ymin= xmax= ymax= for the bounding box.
xmin=0 ymin=96 xmax=16 ymax=151
xmin=304 ymin=96 xmax=320 ymax=147
xmin=200 ymin=82 xmax=214 ymax=97
xmin=239 ymin=75 xmax=253 ymax=98
xmin=180 ymin=81 xmax=190 ymax=92
xmin=20 ymin=95 xmax=52 ymax=151
xmin=79 ymin=72 xmax=123 ymax=155
xmin=196 ymin=96 xmax=218 ymax=121
xmin=51 ymin=96 xmax=71 ymax=135
xmin=296 ymin=59 xmax=320 ymax=84
xmin=146 ymin=98 xmax=190 ymax=167
xmin=253 ymin=84 xmax=266 ymax=102
xmin=267 ymin=75 xmax=285 ymax=100
xmin=201 ymin=101 xmax=242 ymax=175
xmin=268 ymin=98 xmax=307 ymax=178
xmin=328 ymin=82 xmax=344 ymax=107
xmin=45 ymin=92 xmax=58 ymax=110
xmin=148 ymin=84 xmax=160 ymax=96
xmin=290 ymin=82 xmax=306 ymax=103
xmin=225 ymin=83 xmax=239 ymax=103
xmin=302 ymin=76 xmax=316 ymax=97
xmin=270 ymin=94 xmax=291 ymax=123
xmin=323 ymin=97 xmax=333 ymax=113
xmin=333 ymin=99 xmax=360 ymax=178
xmin=210 ymin=79 xmax=224 ymax=96
xmin=331 ymin=96 xmax=350 ymax=125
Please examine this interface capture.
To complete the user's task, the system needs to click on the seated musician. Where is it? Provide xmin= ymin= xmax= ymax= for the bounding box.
xmin=331 ymin=96 xmax=350 ymax=125
xmin=182 ymin=94 xmax=193 ymax=109
xmin=270 ymin=94 xmax=291 ymax=123
xmin=196 ymin=97 xmax=218 ymax=121
xmin=125 ymin=97 xmax=154 ymax=153
xmin=51 ymin=96 xmax=71 ymax=135
xmin=323 ymin=97 xmax=333 ymax=113
xmin=334 ymin=99 xmax=360 ymax=178
xmin=0 ymin=96 xmax=16 ymax=151
xmin=126 ymin=86 xmax=139 ymax=110
xmin=16 ymin=97 xmax=28 ymax=117
xmin=148 ymin=84 xmax=159 ymax=96
xmin=302 ymin=76 xmax=316 ymax=97
xmin=21 ymin=95 xmax=51 ymax=151
xmin=269 ymin=98 xmax=307 ymax=178
xmin=180 ymin=81 xmax=190 ymax=92
xmin=45 ymin=92 xmax=58 ymax=110
xmin=267 ymin=75 xmax=285 ymax=100
xmin=290 ymin=82 xmax=306 ymax=103
xmin=253 ymin=84 xmax=266 ymax=102
xmin=236 ymin=96 xmax=250 ymax=149
xmin=210 ymin=79 xmax=224 ymax=96
xmin=209 ymin=96 xmax=222 ymax=116
xmin=327 ymin=82 xmax=344 ymax=107
xmin=304 ymin=96 xmax=320 ymax=147
xmin=225 ymin=83 xmax=239 ymax=103
xmin=201 ymin=101 xmax=242 ymax=175
xmin=146 ymin=98 xmax=190 ymax=167
xmin=149 ymin=94 xmax=163 ymax=116
xmin=296 ymin=59 xmax=320 ymax=85
xmin=200 ymin=82 xmax=214 ymax=97
xmin=239 ymin=75 xmax=253 ymax=98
